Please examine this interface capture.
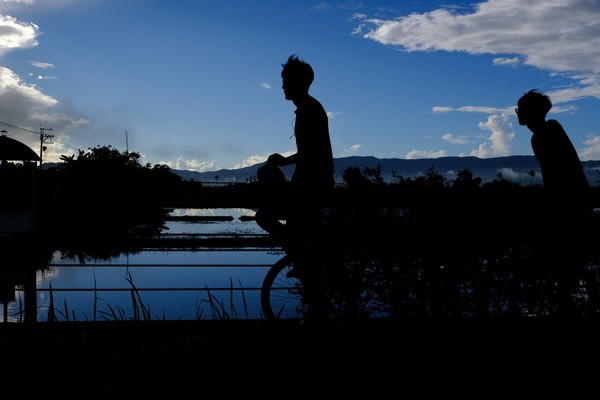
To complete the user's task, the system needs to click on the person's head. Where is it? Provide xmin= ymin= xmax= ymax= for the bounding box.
xmin=516 ymin=89 xmax=552 ymax=126
xmin=281 ymin=54 xmax=314 ymax=101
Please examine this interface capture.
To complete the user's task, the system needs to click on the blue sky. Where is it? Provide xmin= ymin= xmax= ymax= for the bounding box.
xmin=0 ymin=0 xmax=599 ymax=175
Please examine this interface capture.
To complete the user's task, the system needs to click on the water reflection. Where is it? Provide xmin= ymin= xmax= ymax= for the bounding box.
xmin=7 ymin=205 xmax=600 ymax=323
xmin=1 ymin=208 xmax=280 ymax=322
xmin=0 ymin=234 xmax=54 ymax=323
xmin=163 ymin=207 xmax=262 ymax=235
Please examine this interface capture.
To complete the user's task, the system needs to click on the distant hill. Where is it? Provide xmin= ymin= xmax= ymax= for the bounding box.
xmin=43 ymin=155 xmax=600 ymax=186
xmin=172 ymin=155 xmax=600 ymax=186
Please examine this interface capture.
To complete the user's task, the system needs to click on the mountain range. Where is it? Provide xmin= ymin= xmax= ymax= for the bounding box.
xmin=172 ymin=155 xmax=600 ymax=186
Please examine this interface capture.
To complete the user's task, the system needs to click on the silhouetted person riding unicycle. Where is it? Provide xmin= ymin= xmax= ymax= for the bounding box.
xmin=256 ymin=54 xmax=335 ymax=322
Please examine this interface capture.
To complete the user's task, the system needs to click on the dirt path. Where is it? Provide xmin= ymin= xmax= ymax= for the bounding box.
xmin=1 ymin=318 xmax=598 ymax=398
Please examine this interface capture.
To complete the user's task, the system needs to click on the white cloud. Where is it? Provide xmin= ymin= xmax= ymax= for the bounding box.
xmin=356 ymin=0 xmax=600 ymax=73
xmin=0 ymin=66 xmax=90 ymax=163
xmin=0 ymin=66 xmax=56 ymax=135
xmin=442 ymin=133 xmax=468 ymax=145
xmin=231 ymin=151 xmax=295 ymax=170
xmin=406 ymin=149 xmax=447 ymax=159
xmin=340 ymin=143 xmax=362 ymax=157
xmin=355 ymin=0 xmax=600 ymax=102
xmin=162 ymin=157 xmax=217 ymax=172
xmin=0 ymin=14 xmax=38 ymax=55
xmin=29 ymin=61 xmax=54 ymax=69
xmin=579 ymin=135 xmax=600 ymax=161
xmin=260 ymin=82 xmax=271 ymax=90
xmin=546 ymin=84 xmax=600 ymax=105
xmin=0 ymin=0 xmax=34 ymax=13
xmin=0 ymin=67 xmax=54 ymax=106
xmin=30 ymin=72 xmax=57 ymax=80
xmin=492 ymin=57 xmax=520 ymax=67
xmin=0 ymin=0 xmax=106 ymax=13
xmin=434 ymin=103 xmax=577 ymax=116
xmin=433 ymin=105 xmax=512 ymax=114
xmin=233 ymin=154 xmax=268 ymax=169
xmin=470 ymin=113 xmax=514 ymax=158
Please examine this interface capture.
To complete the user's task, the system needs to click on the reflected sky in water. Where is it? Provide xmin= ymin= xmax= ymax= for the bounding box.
xmin=1 ymin=208 xmax=283 ymax=322
xmin=162 ymin=207 xmax=262 ymax=235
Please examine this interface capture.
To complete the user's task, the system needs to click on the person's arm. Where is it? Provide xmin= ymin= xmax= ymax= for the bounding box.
xmin=268 ymin=152 xmax=298 ymax=166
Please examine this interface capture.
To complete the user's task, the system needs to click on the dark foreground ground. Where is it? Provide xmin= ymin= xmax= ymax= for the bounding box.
xmin=2 ymin=318 xmax=599 ymax=399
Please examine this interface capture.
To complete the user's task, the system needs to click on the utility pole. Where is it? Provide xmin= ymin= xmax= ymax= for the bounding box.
xmin=39 ymin=127 xmax=54 ymax=170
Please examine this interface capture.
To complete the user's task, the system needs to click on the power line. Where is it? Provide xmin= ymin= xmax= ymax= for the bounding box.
xmin=0 ymin=119 xmax=56 ymax=168
xmin=0 ymin=120 xmax=39 ymax=135
xmin=0 ymin=118 xmax=93 ymax=158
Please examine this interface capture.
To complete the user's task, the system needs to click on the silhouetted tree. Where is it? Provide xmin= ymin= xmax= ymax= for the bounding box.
xmin=416 ymin=166 xmax=446 ymax=188
xmin=451 ymin=169 xmax=482 ymax=190
xmin=39 ymin=145 xmax=179 ymax=234
xmin=341 ymin=166 xmax=370 ymax=191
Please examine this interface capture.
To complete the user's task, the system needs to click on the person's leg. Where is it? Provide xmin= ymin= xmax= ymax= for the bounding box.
xmin=288 ymin=202 xmax=332 ymax=321
xmin=255 ymin=206 xmax=287 ymax=239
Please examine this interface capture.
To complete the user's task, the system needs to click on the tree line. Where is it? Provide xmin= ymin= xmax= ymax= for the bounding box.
xmin=2 ymin=145 xmax=599 ymax=235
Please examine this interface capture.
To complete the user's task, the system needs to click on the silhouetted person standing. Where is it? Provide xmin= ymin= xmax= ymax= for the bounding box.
xmin=516 ymin=89 xmax=592 ymax=316
xmin=256 ymin=54 xmax=335 ymax=321
xmin=516 ymin=89 xmax=589 ymax=209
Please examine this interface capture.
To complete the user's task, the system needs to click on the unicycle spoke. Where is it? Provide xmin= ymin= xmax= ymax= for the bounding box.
xmin=261 ymin=255 xmax=305 ymax=320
